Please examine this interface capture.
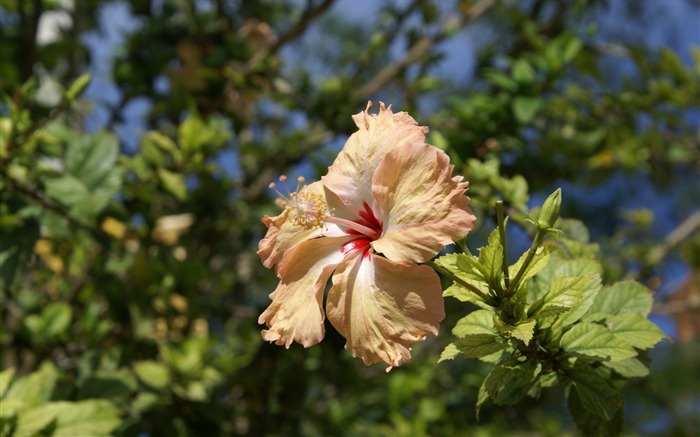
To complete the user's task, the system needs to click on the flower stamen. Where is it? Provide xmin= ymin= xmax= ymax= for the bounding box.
xmin=269 ymin=175 xmax=331 ymax=230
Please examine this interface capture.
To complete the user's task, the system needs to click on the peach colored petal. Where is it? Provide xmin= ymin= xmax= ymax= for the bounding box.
xmin=371 ymin=142 xmax=476 ymax=264
xmin=259 ymin=234 xmax=355 ymax=348
xmin=322 ymin=102 xmax=428 ymax=217
xmin=257 ymin=180 xmax=326 ymax=272
xmin=326 ymin=252 xmax=445 ymax=369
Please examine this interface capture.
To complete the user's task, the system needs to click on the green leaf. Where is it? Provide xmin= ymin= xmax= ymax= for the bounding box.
xmin=15 ymin=400 xmax=121 ymax=437
xmin=512 ymin=59 xmax=536 ymax=83
xmin=567 ymin=377 xmax=623 ymax=437
xmin=477 ymin=229 xmax=503 ymax=288
xmin=484 ymin=360 xmax=541 ymax=406
xmin=550 ymin=273 xmax=601 ymax=329
xmin=0 ymin=368 xmax=15 ymax=399
xmin=530 ymin=258 xmax=602 ymax=327
xmin=45 ymin=174 xmax=91 ymax=205
xmin=0 ymin=117 xmax=12 ymax=158
xmin=65 ymin=72 xmax=92 ymax=101
xmin=566 ymin=368 xmax=623 ymax=421
xmin=435 ymin=252 xmax=483 ymax=283
xmin=452 ymin=309 xmax=496 ymax=338
xmin=4 ymin=361 xmax=58 ymax=408
xmin=660 ymin=47 xmax=690 ymax=82
xmin=178 ymin=116 xmax=206 ymax=152
xmin=529 ymin=275 xmax=592 ymax=319
xmin=439 ymin=343 xmax=460 ymax=362
xmin=141 ymin=138 xmax=165 ymax=166
xmin=0 ymin=220 xmax=39 ymax=292
xmin=24 ymin=302 xmax=72 ymax=341
xmin=509 ymin=245 xmax=554 ymax=291
xmin=586 ymin=280 xmax=653 ymax=317
xmin=443 ymin=283 xmax=493 ymax=309
xmin=144 ymin=131 xmax=182 ymax=162
xmin=158 ymin=168 xmax=187 ymax=201
xmin=447 ymin=335 xmax=508 ymax=359
xmin=532 ymin=257 xmax=601 ymax=294
xmin=560 ymin=323 xmax=637 ymax=362
xmin=437 ymin=253 xmax=493 ymax=307
xmin=512 ymin=96 xmax=542 ymax=123
xmin=562 ymin=37 xmax=583 ymax=63
xmin=604 ymin=313 xmax=667 ymax=350
xmin=475 ymin=380 xmax=489 ymax=420
xmin=603 ymin=357 xmax=649 ymax=378
xmin=484 ymin=69 xmax=518 ymax=92
xmin=65 ymin=132 xmax=119 ymax=190
xmin=178 ymin=115 xmax=231 ymax=153
xmin=14 ymin=405 xmax=56 ymax=436
xmin=133 ymin=360 xmax=171 ymax=390
xmin=77 ymin=369 xmax=137 ymax=401
xmin=45 ymin=175 xmax=98 ymax=222
xmin=497 ymin=319 xmax=536 ymax=345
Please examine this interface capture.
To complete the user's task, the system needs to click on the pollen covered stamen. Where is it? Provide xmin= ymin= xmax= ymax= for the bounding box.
xmin=269 ymin=175 xmax=331 ymax=230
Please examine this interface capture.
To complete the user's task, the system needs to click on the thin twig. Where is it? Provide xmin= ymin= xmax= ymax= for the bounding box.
xmin=496 ymin=200 xmax=510 ymax=289
xmin=648 ymin=211 xmax=700 ymax=265
xmin=504 ymin=228 xmax=544 ymax=297
xmin=356 ymin=0 xmax=500 ymax=98
xmin=270 ymin=0 xmax=335 ymax=54
xmin=1 ymin=168 xmax=103 ymax=237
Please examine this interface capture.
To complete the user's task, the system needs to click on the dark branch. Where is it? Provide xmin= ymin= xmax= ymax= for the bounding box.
xmin=270 ymin=0 xmax=335 ymax=54
xmin=356 ymin=0 xmax=500 ymax=99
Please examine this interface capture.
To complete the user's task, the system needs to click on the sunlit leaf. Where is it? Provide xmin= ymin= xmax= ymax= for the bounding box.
xmin=498 ymin=319 xmax=536 ymax=345
xmin=512 ymin=96 xmax=542 ymax=123
xmin=15 ymin=400 xmax=121 ymax=437
xmin=529 ymin=275 xmax=592 ymax=319
xmin=133 ymin=361 xmax=171 ymax=390
xmin=586 ymin=280 xmax=653 ymax=317
xmin=604 ymin=313 xmax=668 ymax=350
xmin=158 ymin=168 xmax=187 ymax=201
xmin=449 ymin=335 xmax=508 ymax=359
xmin=3 ymin=362 xmax=58 ymax=408
xmin=560 ymin=323 xmax=636 ymax=362
xmin=603 ymin=357 xmax=649 ymax=378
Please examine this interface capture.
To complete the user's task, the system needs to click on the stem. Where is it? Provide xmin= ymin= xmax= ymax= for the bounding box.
xmin=504 ymin=228 xmax=545 ymax=297
xmin=456 ymin=236 xmax=469 ymax=254
xmin=427 ymin=261 xmax=499 ymax=307
xmin=496 ymin=201 xmax=510 ymax=290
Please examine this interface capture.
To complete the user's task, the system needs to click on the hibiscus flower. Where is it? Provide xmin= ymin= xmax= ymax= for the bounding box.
xmin=258 ymin=102 xmax=476 ymax=369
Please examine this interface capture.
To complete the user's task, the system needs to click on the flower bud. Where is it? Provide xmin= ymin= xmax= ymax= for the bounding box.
xmin=537 ymin=188 xmax=561 ymax=230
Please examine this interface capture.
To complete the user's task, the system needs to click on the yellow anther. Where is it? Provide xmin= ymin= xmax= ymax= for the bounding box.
xmin=286 ymin=190 xmax=331 ymax=230
xmin=268 ymin=175 xmax=331 ymax=230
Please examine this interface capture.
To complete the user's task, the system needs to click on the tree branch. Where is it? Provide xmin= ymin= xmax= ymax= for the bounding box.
xmin=356 ymin=0 xmax=500 ymax=99
xmin=1 ymin=168 xmax=104 ymax=238
xmin=270 ymin=0 xmax=335 ymax=54
xmin=648 ymin=211 xmax=700 ymax=265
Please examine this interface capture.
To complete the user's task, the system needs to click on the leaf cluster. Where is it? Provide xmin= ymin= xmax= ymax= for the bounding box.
xmin=436 ymin=192 xmax=668 ymax=436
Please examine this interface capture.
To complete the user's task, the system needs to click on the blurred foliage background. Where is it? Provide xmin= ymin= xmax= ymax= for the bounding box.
xmin=1 ymin=0 xmax=699 ymax=436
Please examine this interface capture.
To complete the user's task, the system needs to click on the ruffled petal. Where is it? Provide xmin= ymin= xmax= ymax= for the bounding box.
xmin=322 ymin=102 xmax=428 ymax=217
xmin=259 ymin=234 xmax=354 ymax=348
xmin=326 ymin=253 xmax=445 ymax=369
xmin=371 ymin=142 xmax=476 ymax=264
xmin=257 ymin=180 xmax=326 ymax=272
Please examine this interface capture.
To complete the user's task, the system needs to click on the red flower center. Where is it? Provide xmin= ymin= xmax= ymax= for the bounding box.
xmin=337 ymin=202 xmax=383 ymax=257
